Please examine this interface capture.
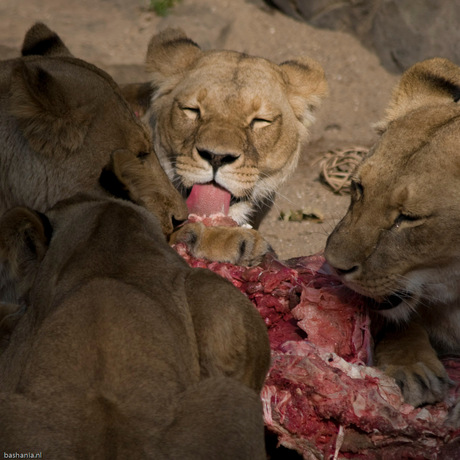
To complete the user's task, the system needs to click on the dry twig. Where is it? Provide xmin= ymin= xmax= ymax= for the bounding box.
xmin=317 ymin=147 xmax=368 ymax=194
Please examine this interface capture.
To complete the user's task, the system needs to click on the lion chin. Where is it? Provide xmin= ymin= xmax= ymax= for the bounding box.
xmin=325 ymin=57 xmax=460 ymax=414
xmin=123 ymin=27 xmax=328 ymax=227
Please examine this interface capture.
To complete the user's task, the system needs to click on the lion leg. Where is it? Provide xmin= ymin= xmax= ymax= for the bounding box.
xmin=184 ymin=268 xmax=270 ymax=393
xmin=163 ymin=376 xmax=266 ymax=460
xmin=100 ymin=149 xmax=188 ymax=237
xmin=375 ymin=321 xmax=451 ymax=407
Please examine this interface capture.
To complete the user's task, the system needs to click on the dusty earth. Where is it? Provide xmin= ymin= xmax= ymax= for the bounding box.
xmin=0 ymin=0 xmax=399 ymax=260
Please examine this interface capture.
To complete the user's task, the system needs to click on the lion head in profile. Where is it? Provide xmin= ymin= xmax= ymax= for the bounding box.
xmin=325 ymin=58 xmax=460 ymax=409
xmin=325 ymin=58 xmax=460 ymax=331
xmin=0 ymin=23 xmax=187 ymax=238
xmin=137 ymin=28 xmax=328 ymax=226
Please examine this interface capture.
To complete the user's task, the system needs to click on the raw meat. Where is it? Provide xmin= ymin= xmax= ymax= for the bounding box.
xmin=174 ymin=244 xmax=460 ymax=459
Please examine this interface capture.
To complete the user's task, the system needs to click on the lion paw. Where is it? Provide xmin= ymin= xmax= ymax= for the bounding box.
xmin=170 ymin=222 xmax=275 ymax=266
xmin=381 ymin=361 xmax=451 ymax=407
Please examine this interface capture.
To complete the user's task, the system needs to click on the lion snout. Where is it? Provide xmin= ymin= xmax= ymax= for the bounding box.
xmin=328 ymin=259 xmax=361 ymax=279
xmin=196 ymin=148 xmax=240 ymax=171
xmin=324 ymin=234 xmax=363 ymax=282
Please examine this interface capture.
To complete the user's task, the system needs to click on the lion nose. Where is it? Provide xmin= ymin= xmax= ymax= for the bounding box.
xmin=325 ymin=253 xmax=361 ymax=280
xmin=324 ymin=247 xmax=362 ymax=279
xmin=197 ymin=148 xmax=239 ymax=171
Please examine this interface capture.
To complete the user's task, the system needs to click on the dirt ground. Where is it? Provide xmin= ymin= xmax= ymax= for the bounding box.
xmin=0 ymin=0 xmax=399 ymax=260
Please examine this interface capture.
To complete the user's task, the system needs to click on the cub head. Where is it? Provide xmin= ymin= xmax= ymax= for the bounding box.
xmin=325 ymin=58 xmax=460 ymax=323
xmin=139 ymin=28 xmax=328 ymax=225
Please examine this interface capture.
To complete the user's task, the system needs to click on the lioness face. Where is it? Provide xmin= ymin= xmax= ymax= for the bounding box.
xmin=154 ymin=54 xmax=300 ymax=223
xmin=144 ymin=29 xmax=328 ymax=225
xmin=325 ymin=104 xmax=460 ymax=323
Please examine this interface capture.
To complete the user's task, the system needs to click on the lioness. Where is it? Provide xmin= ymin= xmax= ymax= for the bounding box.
xmin=0 ymin=193 xmax=270 ymax=457
xmin=123 ymin=28 xmax=328 ymax=264
xmin=325 ymin=58 xmax=460 ymax=409
xmin=0 ymin=22 xmax=187 ymax=241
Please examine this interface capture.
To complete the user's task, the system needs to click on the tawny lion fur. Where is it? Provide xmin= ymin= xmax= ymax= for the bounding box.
xmin=0 ymin=22 xmax=187 ymax=243
xmin=326 ymin=58 xmax=460 ymax=412
xmin=0 ymin=193 xmax=270 ymax=458
xmin=123 ymin=28 xmax=328 ymax=265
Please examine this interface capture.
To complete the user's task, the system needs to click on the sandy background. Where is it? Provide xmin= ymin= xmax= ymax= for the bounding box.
xmin=0 ymin=0 xmax=400 ymax=260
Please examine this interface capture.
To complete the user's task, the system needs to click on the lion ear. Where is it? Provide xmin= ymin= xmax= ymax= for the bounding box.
xmin=375 ymin=58 xmax=460 ymax=133
xmin=21 ymin=22 xmax=72 ymax=57
xmin=0 ymin=207 xmax=52 ymax=289
xmin=120 ymin=82 xmax=155 ymax=118
xmin=8 ymin=61 xmax=94 ymax=155
xmin=280 ymin=57 xmax=328 ymax=128
xmin=145 ymin=28 xmax=202 ymax=83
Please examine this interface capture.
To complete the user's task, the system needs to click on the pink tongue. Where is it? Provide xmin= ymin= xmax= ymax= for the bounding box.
xmin=186 ymin=183 xmax=231 ymax=216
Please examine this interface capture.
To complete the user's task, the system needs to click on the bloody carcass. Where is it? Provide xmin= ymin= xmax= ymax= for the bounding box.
xmin=175 ymin=240 xmax=460 ymax=459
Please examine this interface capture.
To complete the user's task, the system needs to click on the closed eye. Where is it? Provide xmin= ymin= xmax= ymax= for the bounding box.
xmin=350 ymin=180 xmax=363 ymax=200
xmin=250 ymin=118 xmax=272 ymax=129
xmin=136 ymin=151 xmax=150 ymax=160
xmin=393 ymin=213 xmax=427 ymax=229
xmin=181 ymin=106 xmax=201 ymax=120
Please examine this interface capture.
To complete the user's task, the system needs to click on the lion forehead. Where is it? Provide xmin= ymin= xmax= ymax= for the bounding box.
xmin=174 ymin=55 xmax=288 ymax=113
xmin=196 ymin=50 xmax=284 ymax=83
xmin=361 ymin=106 xmax=460 ymax=188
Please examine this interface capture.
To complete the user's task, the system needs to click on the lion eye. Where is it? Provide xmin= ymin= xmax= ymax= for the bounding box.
xmin=136 ymin=151 xmax=150 ymax=160
xmin=393 ymin=213 xmax=425 ymax=229
xmin=350 ymin=180 xmax=363 ymax=200
xmin=181 ymin=107 xmax=201 ymax=120
xmin=250 ymin=118 xmax=272 ymax=129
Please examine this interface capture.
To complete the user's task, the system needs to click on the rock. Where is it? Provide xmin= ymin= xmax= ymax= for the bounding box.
xmin=266 ymin=0 xmax=460 ymax=73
